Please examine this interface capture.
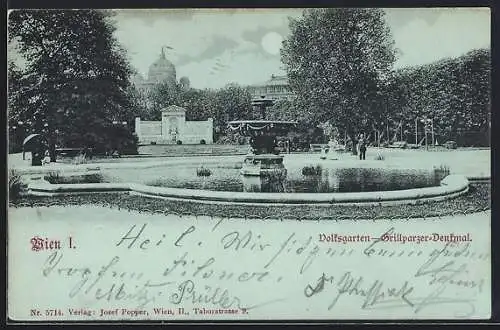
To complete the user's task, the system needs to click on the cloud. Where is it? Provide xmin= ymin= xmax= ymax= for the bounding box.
xmin=175 ymin=35 xmax=239 ymax=66
xmin=111 ymin=8 xmax=490 ymax=88
xmin=241 ymin=24 xmax=291 ymax=44
xmin=388 ymin=8 xmax=490 ymax=68
xmin=113 ymin=8 xmax=302 ymax=81
xmin=177 ymin=49 xmax=284 ymax=89
xmin=112 ymin=9 xmax=197 ymax=25
xmin=384 ymin=8 xmax=444 ymax=29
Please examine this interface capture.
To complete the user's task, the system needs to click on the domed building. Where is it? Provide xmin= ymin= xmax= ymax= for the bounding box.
xmin=132 ymin=47 xmax=178 ymax=93
xmin=147 ymin=47 xmax=176 ymax=86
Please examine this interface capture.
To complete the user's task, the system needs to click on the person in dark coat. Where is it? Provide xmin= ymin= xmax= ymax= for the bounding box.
xmin=358 ymin=133 xmax=367 ymax=160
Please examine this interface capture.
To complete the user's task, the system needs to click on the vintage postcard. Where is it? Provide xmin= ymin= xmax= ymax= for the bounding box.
xmin=7 ymin=8 xmax=491 ymax=322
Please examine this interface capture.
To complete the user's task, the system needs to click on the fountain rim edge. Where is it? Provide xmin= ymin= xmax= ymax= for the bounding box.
xmin=227 ymin=120 xmax=297 ymax=125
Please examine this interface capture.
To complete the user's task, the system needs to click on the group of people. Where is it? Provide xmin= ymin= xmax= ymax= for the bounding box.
xmin=320 ymin=133 xmax=368 ymax=161
xmin=31 ymin=147 xmax=94 ymax=166
xmin=330 ymin=133 xmax=368 ymax=160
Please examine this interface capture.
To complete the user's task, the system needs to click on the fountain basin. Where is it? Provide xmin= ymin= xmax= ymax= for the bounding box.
xmin=241 ymin=154 xmax=285 ymax=178
xmin=26 ymin=174 xmax=469 ymax=206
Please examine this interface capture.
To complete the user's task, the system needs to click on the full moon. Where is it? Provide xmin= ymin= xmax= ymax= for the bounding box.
xmin=261 ymin=32 xmax=283 ymax=55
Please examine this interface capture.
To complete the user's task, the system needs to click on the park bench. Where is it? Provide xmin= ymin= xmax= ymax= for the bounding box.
xmin=55 ymin=148 xmax=93 ymax=164
xmin=387 ymin=141 xmax=408 ymax=149
xmin=56 ymin=148 xmax=92 ymax=158
xmin=310 ymin=144 xmax=330 ymax=152
xmin=443 ymin=141 xmax=457 ymax=149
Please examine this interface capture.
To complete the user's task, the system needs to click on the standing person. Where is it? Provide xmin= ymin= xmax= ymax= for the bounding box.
xmin=358 ymin=133 xmax=367 ymax=160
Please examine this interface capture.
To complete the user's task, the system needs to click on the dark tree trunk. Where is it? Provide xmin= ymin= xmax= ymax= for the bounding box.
xmin=351 ymin=138 xmax=358 ymax=155
xmin=347 ymin=129 xmax=357 ymax=155
xmin=48 ymin=130 xmax=57 ymax=162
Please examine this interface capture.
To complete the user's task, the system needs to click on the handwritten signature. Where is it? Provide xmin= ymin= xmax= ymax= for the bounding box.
xmin=42 ymin=251 xmax=169 ymax=308
xmin=303 ymin=246 xmax=481 ymax=318
xmin=42 ymin=251 xmax=284 ymax=310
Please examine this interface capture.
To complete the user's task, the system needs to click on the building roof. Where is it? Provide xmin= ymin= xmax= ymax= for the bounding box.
xmin=248 ymin=74 xmax=289 ymax=88
xmin=162 ymin=105 xmax=186 ymax=113
xmin=148 ymin=48 xmax=176 ymax=83
xmin=266 ymin=74 xmax=289 ymax=85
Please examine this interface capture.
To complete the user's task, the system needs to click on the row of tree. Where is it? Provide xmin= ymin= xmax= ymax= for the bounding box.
xmin=279 ymin=8 xmax=490 ymax=149
xmin=387 ymin=48 xmax=490 ymax=146
xmin=269 ymin=47 xmax=490 ymax=147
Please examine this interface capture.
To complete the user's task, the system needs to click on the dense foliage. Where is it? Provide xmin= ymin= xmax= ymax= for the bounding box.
xmin=8 ymin=10 xmax=139 ymax=157
xmin=281 ymin=8 xmax=396 ymax=151
xmin=387 ymin=49 xmax=490 ymax=146
xmin=280 ymin=8 xmax=490 ymax=148
xmin=142 ymin=82 xmax=254 ymax=142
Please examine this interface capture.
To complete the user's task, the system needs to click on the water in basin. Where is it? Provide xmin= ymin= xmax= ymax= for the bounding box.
xmin=103 ymin=162 xmax=442 ymax=193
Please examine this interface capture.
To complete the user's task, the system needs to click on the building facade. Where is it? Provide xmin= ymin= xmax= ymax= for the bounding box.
xmin=247 ymin=74 xmax=295 ymax=101
xmin=135 ymin=105 xmax=213 ymax=145
xmin=132 ymin=47 xmax=189 ymax=95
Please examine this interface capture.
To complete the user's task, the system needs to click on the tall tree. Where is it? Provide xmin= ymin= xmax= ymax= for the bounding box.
xmin=213 ymin=84 xmax=253 ymax=138
xmin=387 ymin=48 xmax=490 ymax=146
xmin=7 ymin=62 xmax=29 ymax=153
xmin=281 ymin=8 xmax=397 ymax=153
xmin=148 ymin=80 xmax=182 ymax=120
xmin=179 ymin=88 xmax=214 ymax=121
xmin=8 ymin=9 xmax=138 ymax=159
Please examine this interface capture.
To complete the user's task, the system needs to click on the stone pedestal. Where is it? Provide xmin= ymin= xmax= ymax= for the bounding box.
xmin=227 ymin=120 xmax=297 ymax=193
xmin=241 ymin=154 xmax=287 ymax=192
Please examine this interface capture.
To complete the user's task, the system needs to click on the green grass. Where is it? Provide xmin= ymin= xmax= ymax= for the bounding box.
xmin=9 ymin=183 xmax=490 ymax=220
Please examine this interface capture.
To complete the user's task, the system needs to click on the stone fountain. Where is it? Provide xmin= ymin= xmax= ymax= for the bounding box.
xmin=228 ymin=96 xmax=297 ymax=192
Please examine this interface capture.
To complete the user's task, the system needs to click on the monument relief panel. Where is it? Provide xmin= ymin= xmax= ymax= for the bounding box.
xmin=135 ymin=105 xmax=213 ymax=144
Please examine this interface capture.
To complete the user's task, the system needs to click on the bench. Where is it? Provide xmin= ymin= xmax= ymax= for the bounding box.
xmin=56 ymin=148 xmax=92 ymax=158
xmin=387 ymin=141 xmax=408 ymax=149
xmin=310 ymin=144 xmax=330 ymax=152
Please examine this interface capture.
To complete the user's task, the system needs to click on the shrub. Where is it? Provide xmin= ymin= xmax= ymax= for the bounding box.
xmin=196 ymin=167 xmax=212 ymax=177
xmin=238 ymin=136 xmax=247 ymax=145
xmin=80 ymin=173 xmax=106 ymax=183
xmin=63 ymin=125 xmax=139 ymax=156
xmin=120 ymin=131 xmax=139 ymax=155
xmin=200 ymin=139 xmax=206 ymax=145
xmin=177 ymin=140 xmax=183 ymax=145
xmin=44 ymin=171 xmax=61 ymax=184
xmin=9 ymin=170 xmax=24 ymax=201
xmin=302 ymin=165 xmax=322 ymax=176
xmin=44 ymin=171 xmax=105 ymax=184
xmin=433 ymin=164 xmax=451 ymax=180
xmin=215 ymin=132 xmax=244 ymax=145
